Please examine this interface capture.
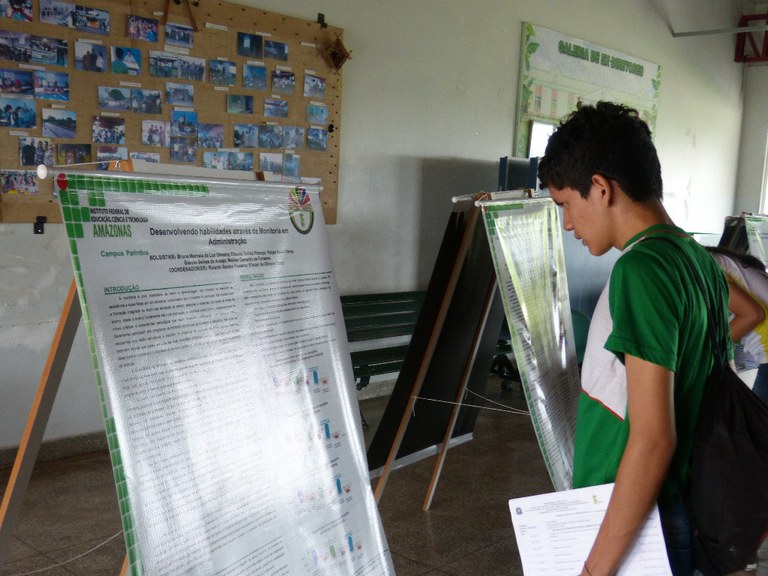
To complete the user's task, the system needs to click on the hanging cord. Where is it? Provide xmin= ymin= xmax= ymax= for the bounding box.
xmin=6 ymin=530 xmax=124 ymax=576
xmin=411 ymin=387 xmax=529 ymax=416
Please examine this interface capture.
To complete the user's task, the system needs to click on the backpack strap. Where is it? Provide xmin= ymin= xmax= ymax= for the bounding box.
xmin=641 ymin=235 xmax=728 ymax=370
xmin=640 ymin=235 xmax=725 ymax=521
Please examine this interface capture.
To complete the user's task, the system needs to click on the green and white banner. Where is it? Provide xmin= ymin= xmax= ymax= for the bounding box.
xmin=745 ymin=214 xmax=768 ymax=265
xmin=516 ymin=23 xmax=662 ymax=157
xmin=479 ymin=198 xmax=580 ymax=491
xmin=55 ymin=172 xmax=394 ymax=576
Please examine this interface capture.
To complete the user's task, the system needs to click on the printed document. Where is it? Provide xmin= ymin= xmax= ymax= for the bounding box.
xmin=509 ymin=483 xmax=672 ymax=575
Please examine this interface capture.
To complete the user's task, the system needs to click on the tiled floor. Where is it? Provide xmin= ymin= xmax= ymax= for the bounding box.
xmin=0 ymin=376 xmax=764 ymax=575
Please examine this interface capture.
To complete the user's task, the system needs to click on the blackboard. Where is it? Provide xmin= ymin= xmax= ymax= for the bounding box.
xmin=367 ymin=201 xmax=506 ymax=473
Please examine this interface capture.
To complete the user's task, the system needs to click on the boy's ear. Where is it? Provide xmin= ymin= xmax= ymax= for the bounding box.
xmin=591 ymin=174 xmax=615 ymax=205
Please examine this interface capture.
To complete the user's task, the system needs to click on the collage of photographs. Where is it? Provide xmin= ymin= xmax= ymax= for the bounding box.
xmin=0 ymin=0 xmax=333 ymax=194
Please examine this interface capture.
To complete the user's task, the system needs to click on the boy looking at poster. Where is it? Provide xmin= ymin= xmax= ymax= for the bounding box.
xmin=537 ymin=101 xmax=730 ymax=576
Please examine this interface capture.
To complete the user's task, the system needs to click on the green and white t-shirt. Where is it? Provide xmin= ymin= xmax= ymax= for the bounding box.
xmin=572 ymin=224 xmax=730 ymax=504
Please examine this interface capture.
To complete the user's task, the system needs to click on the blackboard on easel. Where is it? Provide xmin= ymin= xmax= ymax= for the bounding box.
xmin=367 ymin=198 xmax=506 ymax=500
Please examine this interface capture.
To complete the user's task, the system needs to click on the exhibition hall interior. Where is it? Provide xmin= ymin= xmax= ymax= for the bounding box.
xmin=3 ymin=0 xmax=768 ymax=575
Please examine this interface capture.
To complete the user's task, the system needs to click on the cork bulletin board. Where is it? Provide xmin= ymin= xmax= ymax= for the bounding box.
xmin=0 ymin=0 xmax=344 ymax=224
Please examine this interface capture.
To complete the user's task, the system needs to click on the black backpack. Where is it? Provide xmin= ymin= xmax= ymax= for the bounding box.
xmin=688 ymin=352 xmax=768 ymax=575
xmin=652 ymin=236 xmax=768 ymax=575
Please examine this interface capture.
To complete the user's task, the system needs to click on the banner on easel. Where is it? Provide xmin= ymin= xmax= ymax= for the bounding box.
xmin=55 ymin=172 xmax=394 ymax=576
xmin=744 ymin=214 xmax=768 ymax=265
xmin=478 ymin=197 xmax=580 ymax=492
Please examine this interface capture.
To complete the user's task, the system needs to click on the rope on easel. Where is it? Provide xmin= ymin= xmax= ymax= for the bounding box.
xmin=411 ymin=388 xmax=530 ymax=416
xmin=5 ymin=530 xmax=124 ymax=576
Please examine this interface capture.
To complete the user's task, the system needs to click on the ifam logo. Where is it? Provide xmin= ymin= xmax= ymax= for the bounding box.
xmin=288 ymin=187 xmax=314 ymax=234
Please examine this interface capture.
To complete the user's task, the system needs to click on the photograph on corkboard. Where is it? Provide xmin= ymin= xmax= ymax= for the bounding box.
xmin=0 ymin=0 xmax=344 ymax=224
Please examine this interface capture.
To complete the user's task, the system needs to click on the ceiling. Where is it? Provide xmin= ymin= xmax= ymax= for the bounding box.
xmin=650 ymin=0 xmax=767 ymax=37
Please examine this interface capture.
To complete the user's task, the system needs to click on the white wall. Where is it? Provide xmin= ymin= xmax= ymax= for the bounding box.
xmin=0 ymin=225 xmax=106 ymax=449
xmin=0 ymin=0 xmax=749 ymax=448
xmin=735 ymin=65 xmax=768 ymax=215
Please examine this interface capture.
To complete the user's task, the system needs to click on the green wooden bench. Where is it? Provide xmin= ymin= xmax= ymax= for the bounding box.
xmin=340 ymin=291 xmax=590 ymax=408
xmin=340 ymin=290 xmax=426 ymax=392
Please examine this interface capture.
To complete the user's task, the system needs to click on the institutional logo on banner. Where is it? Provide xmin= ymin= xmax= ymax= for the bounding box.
xmin=289 ymin=186 xmax=314 ymax=234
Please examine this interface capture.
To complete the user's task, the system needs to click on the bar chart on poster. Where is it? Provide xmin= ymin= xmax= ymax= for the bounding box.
xmin=52 ymin=171 xmax=393 ymax=575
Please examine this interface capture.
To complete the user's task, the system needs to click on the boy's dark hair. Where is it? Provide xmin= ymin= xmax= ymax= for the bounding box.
xmin=537 ymin=101 xmax=663 ymax=201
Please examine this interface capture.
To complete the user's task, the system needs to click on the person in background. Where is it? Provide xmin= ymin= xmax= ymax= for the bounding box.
xmin=111 ymin=47 xmax=129 ymax=74
xmin=706 ymin=246 xmax=768 ymax=404
xmin=20 ymin=138 xmax=36 ymax=165
xmin=538 ymin=101 xmax=730 ymax=576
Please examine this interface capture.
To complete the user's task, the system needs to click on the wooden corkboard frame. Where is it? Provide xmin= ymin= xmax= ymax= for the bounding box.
xmin=0 ymin=0 xmax=343 ymax=224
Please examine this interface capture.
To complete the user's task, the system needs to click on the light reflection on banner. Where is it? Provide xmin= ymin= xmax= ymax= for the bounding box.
xmin=479 ymin=197 xmax=580 ymax=491
xmin=744 ymin=214 xmax=768 ymax=265
xmin=55 ymin=171 xmax=394 ymax=576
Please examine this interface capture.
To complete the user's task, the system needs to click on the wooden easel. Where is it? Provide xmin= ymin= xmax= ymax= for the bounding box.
xmin=422 ymin=278 xmax=497 ymax=510
xmin=0 ymin=279 xmax=131 ymax=575
xmin=374 ymin=200 xmax=508 ymax=510
xmin=369 ymin=196 xmax=505 ymax=510
xmin=372 ymin=207 xmax=478 ymax=502
xmin=0 ymin=280 xmax=82 ymax=566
